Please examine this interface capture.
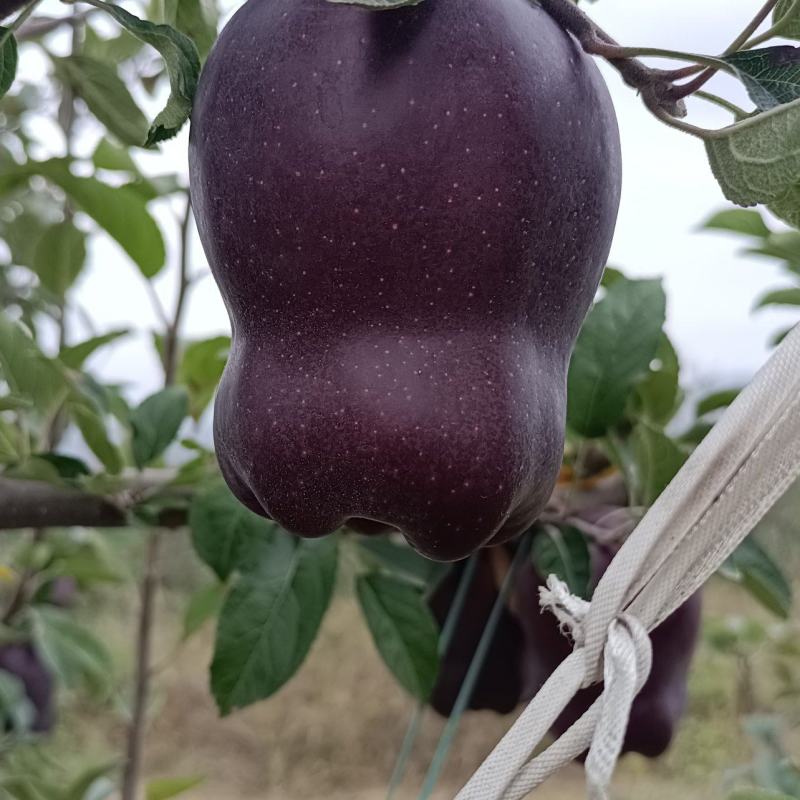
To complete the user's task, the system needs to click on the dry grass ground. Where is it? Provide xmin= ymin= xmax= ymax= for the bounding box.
xmin=30 ymin=520 xmax=800 ymax=800
xmin=68 ymin=580 xmax=788 ymax=800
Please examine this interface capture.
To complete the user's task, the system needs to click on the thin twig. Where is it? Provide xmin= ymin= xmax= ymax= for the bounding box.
xmin=744 ymin=0 xmax=800 ymax=48
xmin=0 ymin=0 xmax=43 ymax=47
xmin=16 ymin=10 xmax=93 ymax=41
xmin=667 ymin=0 xmax=779 ymax=102
xmin=120 ymin=190 xmax=195 ymax=800
xmin=695 ymin=90 xmax=750 ymax=119
xmin=144 ymin=281 xmax=170 ymax=330
xmin=162 ymin=195 xmax=193 ymax=386
xmin=121 ymin=531 xmax=161 ymax=800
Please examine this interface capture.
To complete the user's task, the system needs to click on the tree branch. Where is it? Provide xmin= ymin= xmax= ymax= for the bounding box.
xmin=0 ymin=472 xmax=188 ymax=531
xmin=0 ymin=469 xmax=627 ymax=533
xmin=0 ymin=477 xmax=125 ymax=529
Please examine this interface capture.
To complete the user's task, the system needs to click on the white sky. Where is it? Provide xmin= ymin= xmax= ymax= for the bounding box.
xmin=16 ymin=0 xmax=800 ymax=403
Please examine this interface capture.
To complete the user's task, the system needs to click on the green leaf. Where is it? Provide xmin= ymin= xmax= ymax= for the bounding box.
xmin=146 ymin=776 xmax=204 ymax=800
xmin=0 ymin=209 xmax=50 ymax=269
xmin=84 ymin=0 xmax=200 ymax=146
xmin=0 ymin=670 xmax=35 ymax=733
xmin=36 ymin=453 xmax=89 ymax=480
xmin=746 ymin=231 xmax=800 ymax=273
xmin=182 ymin=581 xmax=226 ymax=640
xmin=60 ymin=330 xmax=129 ymax=369
xmin=52 ymin=55 xmax=149 ymax=147
xmin=728 ymin=790 xmax=795 ymax=800
xmin=0 ymin=315 xmax=69 ymax=415
xmin=190 ymin=483 xmax=278 ymax=580
xmin=704 ymin=616 xmax=767 ymax=654
xmin=774 ymin=0 xmax=800 ymax=40
xmin=0 ymin=417 xmax=22 ymax=463
xmin=63 ymin=763 xmax=117 ymax=800
xmin=600 ymin=266 xmax=626 ymax=288
xmin=164 ymin=0 xmax=217 ymax=60
xmin=725 ymin=47 xmax=800 ymax=111
xmin=0 ymin=394 xmax=32 ymax=412
xmin=0 ymin=28 xmax=17 ymax=100
xmin=631 ymin=424 xmax=688 ymax=505
xmin=567 ymin=278 xmax=667 ymax=438
xmin=755 ymin=287 xmax=800 ymax=308
xmin=697 ymin=388 xmax=741 ymax=416
xmin=326 ymin=0 xmax=425 ymax=7
xmin=30 ymin=607 xmax=112 ymax=693
xmin=771 ymin=325 xmax=794 ymax=346
xmin=82 ymin=26 xmax=143 ymax=64
xmin=356 ymin=572 xmax=439 ymax=700
xmin=43 ymin=529 xmax=126 ymax=586
xmin=32 ymin=222 xmax=87 ymax=297
xmin=723 ymin=536 xmax=793 ymax=619
xmin=705 ymin=99 xmax=800 ymax=227
xmin=75 ymin=374 xmax=130 ymax=422
xmin=702 ymin=208 xmax=771 ymax=238
xmin=356 ymin=536 xmax=448 ymax=588
xmin=210 ymin=534 xmax=338 ymax=714
xmin=633 ymin=333 xmax=681 ymax=425
xmin=177 ymin=336 xmax=229 ymax=419
xmin=4 ymin=456 xmax=64 ymax=485
xmin=123 ymin=173 xmax=184 ymax=201
xmin=531 ymin=525 xmax=592 ymax=600
xmin=92 ymin=138 xmax=138 ymax=172
xmin=69 ymin=400 xmax=124 ymax=475
xmin=130 ymin=387 xmax=188 ymax=468
xmin=769 ymin=186 xmax=800 ymax=233
xmin=28 ymin=159 xmax=165 ymax=277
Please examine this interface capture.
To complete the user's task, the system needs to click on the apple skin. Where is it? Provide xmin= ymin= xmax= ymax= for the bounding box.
xmin=189 ymin=0 xmax=622 ymax=560
xmin=0 ymin=642 xmax=55 ymax=733
xmin=0 ymin=0 xmax=26 ymax=20
xmin=428 ymin=550 xmax=524 ymax=716
xmin=516 ymin=544 xmax=702 ymax=757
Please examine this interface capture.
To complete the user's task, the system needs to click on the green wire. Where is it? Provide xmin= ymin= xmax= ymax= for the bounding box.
xmin=416 ymin=534 xmax=533 ymax=800
xmin=386 ymin=553 xmax=480 ymax=800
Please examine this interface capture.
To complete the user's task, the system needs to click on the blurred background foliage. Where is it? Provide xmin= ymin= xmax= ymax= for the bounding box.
xmin=0 ymin=0 xmax=798 ymax=798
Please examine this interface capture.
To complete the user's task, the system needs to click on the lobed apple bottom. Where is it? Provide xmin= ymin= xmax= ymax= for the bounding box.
xmin=189 ymin=0 xmax=622 ymax=561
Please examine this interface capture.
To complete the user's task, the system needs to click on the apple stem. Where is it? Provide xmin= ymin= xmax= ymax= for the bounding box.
xmin=535 ymin=0 xmax=782 ymax=139
xmin=536 ymin=0 xmax=687 ymax=118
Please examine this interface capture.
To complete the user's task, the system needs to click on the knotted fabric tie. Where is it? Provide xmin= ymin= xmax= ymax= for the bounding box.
xmin=539 ymin=576 xmax=653 ymax=800
xmin=458 ymin=324 xmax=800 ymax=800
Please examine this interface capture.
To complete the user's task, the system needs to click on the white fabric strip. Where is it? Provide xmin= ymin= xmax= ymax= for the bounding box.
xmin=457 ymin=323 xmax=800 ymax=800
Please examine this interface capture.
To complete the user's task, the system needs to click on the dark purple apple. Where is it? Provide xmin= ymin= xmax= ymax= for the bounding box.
xmin=0 ymin=0 xmax=26 ymax=20
xmin=0 ymin=642 xmax=55 ymax=733
xmin=515 ymin=538 xmax=702 ymax=758
xmin=429 ymin=549 xmax=525 ymax=716
xmin=189 ymin=0 xmax=622 ymax=560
